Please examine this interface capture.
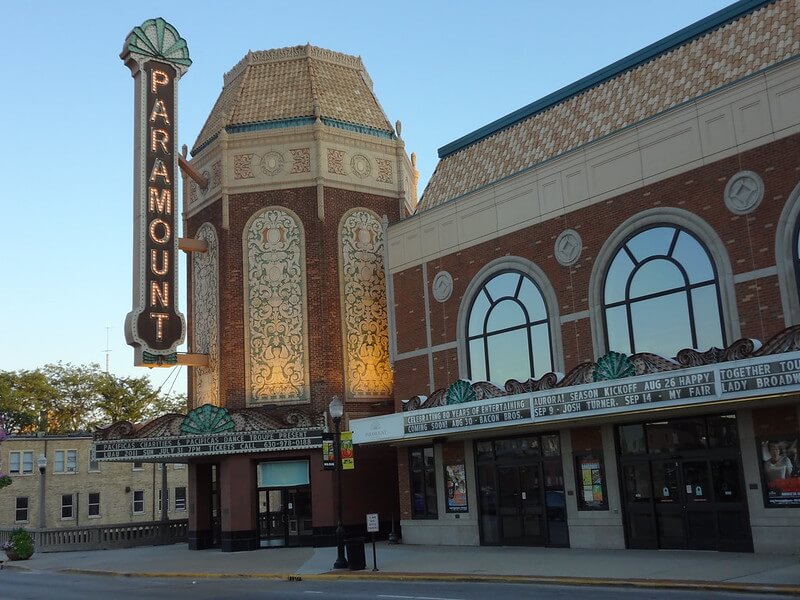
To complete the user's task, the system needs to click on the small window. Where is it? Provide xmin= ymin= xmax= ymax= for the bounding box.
xmin=9 ymin=452 xmax=21 ymax=475
xmin=158 ymin=488 xmax=169 ymax=512
xmin=22 ymin=451 xmax=33 ymax=474
xmin=132 ymin=461 xmax=144 ymax=471
xmin=132 ymin=490 xmax=145 ymax=514
xmin=61 ymin=494 xmax=74 ymax=519
xmin=175 ymin=487 xmax=187 ymax=511
xmin=409 ymin=446 xmax=437 ymax=518
xmin=54 ymin=450 xmax=77 ymax=474
xmin=88 ymin=492 xmax=100 ymax=517
xmin=89 ymin=454 xmax=100 ymax=472
xmin=15 ymin=497 xmax=29 ymax=522
xmin=11 ymin=451 xmax=34 ymax=475
xmin=174 ymin=463 xmax=186 ymax=470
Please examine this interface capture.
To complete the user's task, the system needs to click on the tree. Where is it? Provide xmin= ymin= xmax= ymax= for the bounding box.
xmin=0 ymin=369 xmax=55 ymax=433
xmin=0 ymin=364 xmax=187 ymax=434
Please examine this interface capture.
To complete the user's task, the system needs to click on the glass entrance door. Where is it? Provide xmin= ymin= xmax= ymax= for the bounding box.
xmin=618 ymin=415 xmax=752 ymax=552
xmin=258 ymin=487 xmax=313 ymax=548
xmin=476 ymin=434 xmax=567 ymax=547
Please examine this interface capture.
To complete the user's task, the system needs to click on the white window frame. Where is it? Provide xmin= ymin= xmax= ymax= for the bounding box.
xmin=9 ymin=451 xmax=33 ymax=475
xmin=132 ymin=490 xmax=145 ymax=514
xmin=88 ymin=454 xmax=100 ymax=473
xmin=54 ymin=449 xmax=78 ymax=474
xmin=173 ymin=463 xmax=186 ymax=470
xmin=132 ymin=461 xmax=144 ymax=471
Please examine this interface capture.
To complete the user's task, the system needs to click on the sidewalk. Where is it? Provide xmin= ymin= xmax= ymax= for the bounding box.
xmin=4 ymin=542 xmax=800 ymax=594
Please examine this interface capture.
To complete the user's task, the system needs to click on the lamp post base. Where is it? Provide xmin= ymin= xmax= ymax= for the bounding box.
xmin=334 ymin=522 xmax=348 ymax=569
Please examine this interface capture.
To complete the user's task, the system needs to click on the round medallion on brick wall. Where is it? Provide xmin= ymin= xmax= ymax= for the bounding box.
xmin=724 ymin=170 xmax=763 ymax=215
xmin=260 ymin=151 xmax=285 ymax=176
xmin=554 ymin=229 xmax=582 ymax=266
xmin=432 ymin=271 xmax=453 ymax=303
xmin=351 ymin=154 xmax=372 ymax=179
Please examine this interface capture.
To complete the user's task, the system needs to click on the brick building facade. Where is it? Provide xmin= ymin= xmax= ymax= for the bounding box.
xmin=1 ymin=436 xmax=187 ymax=529
xmin=352 ymin=0 xmax=800 ymax=553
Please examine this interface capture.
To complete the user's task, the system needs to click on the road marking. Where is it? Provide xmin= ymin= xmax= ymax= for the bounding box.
xmin=377 ymin=596 xmax=463 ymax=600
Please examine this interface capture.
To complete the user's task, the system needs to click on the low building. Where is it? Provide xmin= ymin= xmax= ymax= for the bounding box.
xmin=0 ymin=435 xmax=188 ymax=529
xmin=352 ymin=0 xmax=800 ymax=554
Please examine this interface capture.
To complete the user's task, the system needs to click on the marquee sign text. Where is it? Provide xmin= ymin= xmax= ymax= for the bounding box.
xmin=94 ymin=429 xmax=324 ymax=461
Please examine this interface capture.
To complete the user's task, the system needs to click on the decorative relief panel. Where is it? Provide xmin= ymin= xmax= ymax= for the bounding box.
xmin=432 ymin=271 xmax=454 ymax=303
xmin=328 ymin=148 xmax=346 ymax=175
xmin=211 ymin=161 xmax=221 ymax=187
xmin=554 ymin=229 xmax=583 ymax=266
xmin=234 ymin=154 xmax=255 ymax=179
xmin=351 ymin=154 xmax=371 ymax=179
xmin=724 ymin=170 xmax=764 ymax=215
xmin=245 ymin=208 xmax=309 ymax=404
xmin=189 ymin=181 xmax=198 ymax=204
xmin=260 ymin=151 xmax=285 ymax=176
xmin=339 ymin=210 xmax=393 ymax=399
xmin=375 ymin=158 xmax=393 ymax=183
xmin=290 ymin=148 xmax=311 ymax=173
xmin=192 ymin=223 xmax=220 ymax=407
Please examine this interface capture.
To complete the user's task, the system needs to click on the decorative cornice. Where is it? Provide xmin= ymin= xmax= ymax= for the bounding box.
xmin=402 ymin=325 xmax=800 ymax=411
xmin=223 ymin=44 xmax=366 ymax=86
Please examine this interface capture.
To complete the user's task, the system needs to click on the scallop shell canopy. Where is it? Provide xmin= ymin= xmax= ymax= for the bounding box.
xmin=125 ymin=17 xmax=191 ymax=68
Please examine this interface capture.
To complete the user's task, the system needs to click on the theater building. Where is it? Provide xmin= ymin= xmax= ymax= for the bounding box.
xmin=99 ymin=24 xmax=412 ymax=552
xmin=352 ymin=0 xmax=800 ymax=553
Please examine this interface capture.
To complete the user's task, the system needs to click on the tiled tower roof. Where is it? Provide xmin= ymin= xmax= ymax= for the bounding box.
xmin=192 ymin=44 xmax=394 ymax=155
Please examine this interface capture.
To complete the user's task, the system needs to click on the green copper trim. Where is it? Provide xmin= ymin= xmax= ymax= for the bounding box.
xmin=180 ymin=404 xmax=235 ymax=436
xmin=193 ymin=116 xmax=394 ymax=157
xmin=125 ymin=17 xmax=191 ymax=67
xmin=593 ymin=351 xmax=636 ymax=382
xmin=142 ymin=351 xmax=178 ymax=365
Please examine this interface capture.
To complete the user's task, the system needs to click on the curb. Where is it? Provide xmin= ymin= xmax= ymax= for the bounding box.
xmin=57 ymin=568 xmax=800 ymax=595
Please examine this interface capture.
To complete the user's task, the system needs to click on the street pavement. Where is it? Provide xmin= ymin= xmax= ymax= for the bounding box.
xmin=3 ymin=542 xmax=800 ymax=595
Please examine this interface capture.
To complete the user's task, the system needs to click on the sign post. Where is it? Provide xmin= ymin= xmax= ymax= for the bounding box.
xmin=366 ymin=512 xmax=379 ymax=571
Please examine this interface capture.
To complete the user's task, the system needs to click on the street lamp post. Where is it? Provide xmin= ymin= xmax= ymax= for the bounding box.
xmin=37 ymin=453 xmax=47 ymax=530
xmin=329 ymin=395 xmax=348 ymax=569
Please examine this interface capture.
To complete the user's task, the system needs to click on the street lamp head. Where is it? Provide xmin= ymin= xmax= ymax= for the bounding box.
xmin=329 ymin=395 xmax=344 ymax=420
xmin=37 ymin=453 xmax=47 ymax=474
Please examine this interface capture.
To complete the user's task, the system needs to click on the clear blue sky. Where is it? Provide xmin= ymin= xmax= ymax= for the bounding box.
xmin=0 ymin=0 xmax=732 ymax=396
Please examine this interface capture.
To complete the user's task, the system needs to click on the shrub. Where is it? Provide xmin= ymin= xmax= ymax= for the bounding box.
xmin=0 ymin=473 xmax=11 ymax=489
xmin=2 ymin=528 xmax=34 ymax=560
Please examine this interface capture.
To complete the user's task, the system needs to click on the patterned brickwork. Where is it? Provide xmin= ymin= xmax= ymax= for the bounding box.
xmin=419 ymin=0 xmax=800 ymax=211
xmin=186 ymin=186 xmax=401 ymax=414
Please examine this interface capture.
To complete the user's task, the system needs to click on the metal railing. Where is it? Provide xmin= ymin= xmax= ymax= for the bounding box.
xmin=0 ymin=519 xmax=187 ymax=553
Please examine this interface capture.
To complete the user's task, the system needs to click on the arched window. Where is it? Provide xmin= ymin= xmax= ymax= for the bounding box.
xmin=602 ymin=225 xmax=725 ymax=357
xmin=466 ymin=270 xmax=553 ymax=384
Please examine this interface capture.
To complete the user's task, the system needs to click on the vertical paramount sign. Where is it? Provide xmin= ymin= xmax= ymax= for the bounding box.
xmin=121 ymin=19 xmax=191 ymax=366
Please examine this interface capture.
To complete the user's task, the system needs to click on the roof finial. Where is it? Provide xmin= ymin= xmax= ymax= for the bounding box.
xmin=395 ymin=120 xmax=402 ymax=138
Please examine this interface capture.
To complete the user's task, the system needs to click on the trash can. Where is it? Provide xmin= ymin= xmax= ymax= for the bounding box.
xmin=345 ymin=537 xmax=366 ymax=571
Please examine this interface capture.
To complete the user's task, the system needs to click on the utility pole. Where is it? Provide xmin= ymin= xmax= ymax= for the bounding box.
xmin=104 ymin=327 xmax=111 ymax=374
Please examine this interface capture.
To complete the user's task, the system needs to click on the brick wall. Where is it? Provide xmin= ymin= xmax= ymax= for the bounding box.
xmin=186 ymin=186 xmax=400 ymax=415
xmin=392 ymin=134 xmax=800 ymax=400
